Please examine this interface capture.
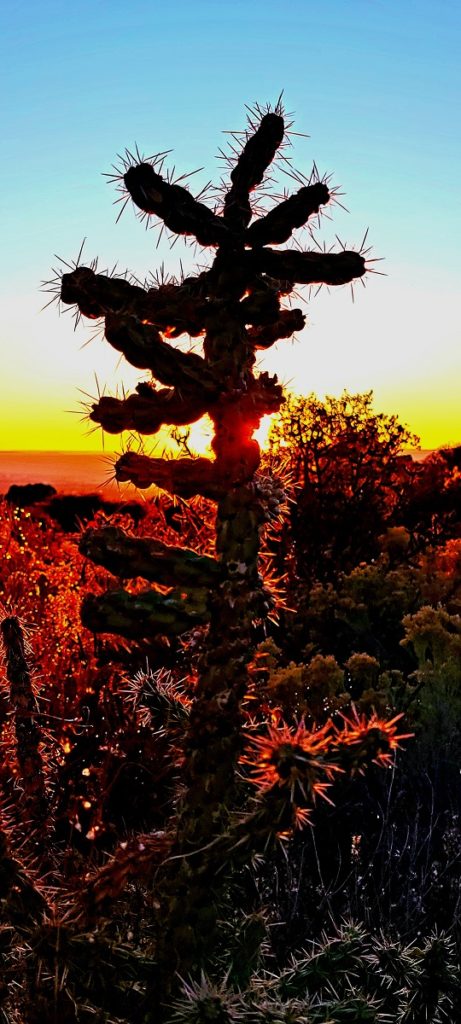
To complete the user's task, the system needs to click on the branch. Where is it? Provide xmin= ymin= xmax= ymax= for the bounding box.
xmin=61 ymin=266 xmax=144 ymax=318
xmin=124 ymin=163 xmax=232 ymax=246
xmin=256 ymin=248 xmax=366 ymax=286
xmin=61 ymin=268 xmax=208 ymax=336
xmin=90 ymin=384 xmax=210 ymax=435
xmin=80 ymin=525 xmax=219 ymax=589
xmin=81 ymin=586 xmax=210 ymax=639
xmin=114 ymin=451 xmax=223 ymax=499
xmin=114 ymin=448 xmax=260 ymax=499
xmin=91 ymin=369 xmax=282 ymax=438
xmin=245 ymin=183 xmax=330 ymax=246
xmin=223 ymin=112 xmax=285 ymax=229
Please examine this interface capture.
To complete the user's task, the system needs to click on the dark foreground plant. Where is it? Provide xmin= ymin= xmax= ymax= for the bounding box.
xmin=168 ymin=923 xmax=461 ymax=1024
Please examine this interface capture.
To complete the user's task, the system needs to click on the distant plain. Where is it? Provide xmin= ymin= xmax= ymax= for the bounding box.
xmin=0 ymin=451 xmax=127 ymax=496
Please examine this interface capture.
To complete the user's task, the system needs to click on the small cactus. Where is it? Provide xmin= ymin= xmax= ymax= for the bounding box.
xmin=1 ymin=615 xmax=48 ymax=824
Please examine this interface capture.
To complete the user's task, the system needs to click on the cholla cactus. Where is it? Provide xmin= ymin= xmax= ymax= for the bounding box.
xmin=163 ymin=924 xmax=461 ymax=1023
xmin=54 ymin=99 xmax=396 ymax=1009
xmin=0 ymin=615 xmax=48 ymax=824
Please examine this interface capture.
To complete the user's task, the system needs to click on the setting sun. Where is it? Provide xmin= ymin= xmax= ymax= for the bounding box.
xmin=183 ymin=413 xmax=276 ymax=457
xmin=252 ymin=414 xmax=275 ymax=450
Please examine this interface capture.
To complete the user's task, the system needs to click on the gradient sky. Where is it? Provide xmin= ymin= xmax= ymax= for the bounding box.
xmin=1 ymin=0 xmax=460 ymax=451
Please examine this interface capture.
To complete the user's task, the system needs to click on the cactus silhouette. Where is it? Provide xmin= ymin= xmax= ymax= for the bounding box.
xmin=50 ymin=100 xmax=410 ymax=1016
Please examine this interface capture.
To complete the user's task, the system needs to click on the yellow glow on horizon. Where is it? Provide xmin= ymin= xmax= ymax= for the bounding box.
xmin=2 ymin=277 xmax=460 ymax=455
xmin=186 ymin=416 xmax=214 ymax=457
xmin=1 ymin=391 xmax=460 ymax=455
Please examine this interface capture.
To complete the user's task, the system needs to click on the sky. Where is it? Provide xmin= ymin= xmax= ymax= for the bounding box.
xmin=1 ymin=0 xmax=460 ymax=452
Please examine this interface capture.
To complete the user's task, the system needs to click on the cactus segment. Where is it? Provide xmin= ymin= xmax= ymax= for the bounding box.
xmin=223 ymin=112 xmax=285 ymax=230
xmin=61 ymin=267 xmax=208 ymax=335
xmin=81 ymin=587 xmax=210 ymax=639
xmin=247 ymin=307 xmax=306 ymax=348
xmin=103 ymin=315 xmax=218 ymax=390
xmin=61 ymin=266 xmax=144 ymax=318
xmin=114 ymin=451 xmax=223 ymax=498
xmin=114 ymin=444 xmax=263 ymax=498
xmin=90 ymin=385 xmax=209 ymax=435
xmin=229 ymin=112 xmax=285 ymax=193
xmin=80 ymin=525 xmax=219 ymax=589
xmin=245 ymin=182 xmax=331 ymax=246
xmin=124 ymin=164 xmax=232 ymax=246
xmin=257 ymin=247 xmax=367 ymax=285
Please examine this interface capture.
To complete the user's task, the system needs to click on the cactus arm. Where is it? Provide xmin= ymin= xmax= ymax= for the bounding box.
xmin=113 ymin=451 xmax=225 ymax=499
xmin=81 ymin=586 xmax=210 ymax=639
xmin=80 ymin=525 xmax=219 ymax=589
xmin=90 ymin=387 xmax=210 ymax=435
xmin=247 ymin=308 xmax=306 ymax=348
xmin=223 ymin=111 xmax=285 ymax=229
xmin=61 ymin=267 xmax=208 ymax=335
xmin=245 ymin=182 xmax=330 ymax=246
xmin=103 ymin=315 xmax=218 ymax=391
xmin=256 ymin=247 xmax=366 ymax=285
xmin=123 ymin=164 xmax=232 ymax=246
xmin=60 ymin=266 xmax=145 ymax=318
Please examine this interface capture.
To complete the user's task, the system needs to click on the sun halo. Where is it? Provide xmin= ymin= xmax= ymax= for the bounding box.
xmin=185 ymin=413 xmax=275 ymax=457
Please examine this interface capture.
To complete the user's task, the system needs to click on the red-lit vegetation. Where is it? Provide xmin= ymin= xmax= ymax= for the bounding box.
xmin=1 ymin=439 xmax=461 ymax=1019
xmin=2 ymin=98 xmax=461 ymax=1020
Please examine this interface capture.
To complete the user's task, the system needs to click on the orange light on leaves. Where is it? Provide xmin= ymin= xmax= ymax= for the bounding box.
xmin=241 ymin=708 xmax=413 ymax=833
xmin=241 ymin=719 xmax=340 ymax=803
xmin=333 ymin=708 xmax=413 ymax=773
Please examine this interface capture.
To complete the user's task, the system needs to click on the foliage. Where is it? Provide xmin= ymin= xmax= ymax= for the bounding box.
xmin=266 ymin=393 xmax=461 ymax=585
xmin=266 ymin=390 xmax=419 ymax=580
xmin=250 ymin=525 xmax=461 ymax=947
xmin=0 ymin=504 xmax=416 ymax=1021
xmin=1 ymin=466 xmax=461 ymax=1014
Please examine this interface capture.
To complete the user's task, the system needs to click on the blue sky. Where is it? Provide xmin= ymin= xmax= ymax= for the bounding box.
xmin=1 ymin=0 xmax=460 ymax=448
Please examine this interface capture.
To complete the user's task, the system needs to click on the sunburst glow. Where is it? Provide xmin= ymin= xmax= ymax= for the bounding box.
xmin=185 ymin=415 xmax=214 ymax=457
xmin=252 ymin=414 xmax=275 ymax=450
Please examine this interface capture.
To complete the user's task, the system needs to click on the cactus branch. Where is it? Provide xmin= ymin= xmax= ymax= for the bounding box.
xmin=81 ymin=586 xmax=210 ymax=640
xmin=80 ymin=525 xmax=219 ymax=589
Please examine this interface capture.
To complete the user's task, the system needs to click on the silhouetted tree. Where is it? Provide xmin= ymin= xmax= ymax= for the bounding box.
xmin=267 ymin=389 xmax=418 ymax=580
